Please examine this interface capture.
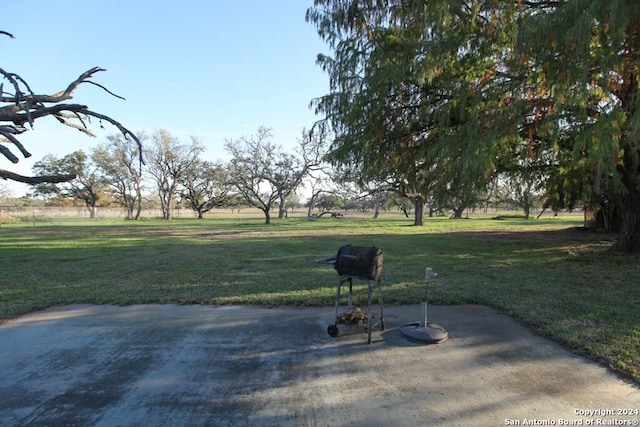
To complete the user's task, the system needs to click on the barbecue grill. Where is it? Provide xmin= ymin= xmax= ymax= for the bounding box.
xmin=325 ymin=245 xmax=385 ymax=344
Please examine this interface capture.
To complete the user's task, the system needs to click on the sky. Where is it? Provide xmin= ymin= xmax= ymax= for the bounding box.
xmin=1 ymin=1 xmax=330 ymax=196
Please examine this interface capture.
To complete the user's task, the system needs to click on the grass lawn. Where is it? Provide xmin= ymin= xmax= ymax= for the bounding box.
xmin=1 ymin=211 xmax=639 ymax=383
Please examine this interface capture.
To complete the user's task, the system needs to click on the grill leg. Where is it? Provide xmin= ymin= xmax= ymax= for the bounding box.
xmin=377 ymin=278 xmax=385 ymax=331
xmin=333 ymin=276 xmax=343 ymax=326
xmin=332 ymin=275 xmax=382 ymax=343
xmin=366 ymin=278 xmax=384 ymax=343
xmin=367 ymin=280 xmax=373 ymax=344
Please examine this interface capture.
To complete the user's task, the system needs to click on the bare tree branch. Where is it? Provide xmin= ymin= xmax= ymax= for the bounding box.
xmin=0 ymin=168 xmax=76 ymax=184
xmin=0 ymin=68 xmax=111 ymax=120
xmin=0 ymin=126 xmax=31 ymax=158
xmin=1 ymin=35 xmax=142 ymax=185
xmin=0 ymin=144 xmax=19 ymax=163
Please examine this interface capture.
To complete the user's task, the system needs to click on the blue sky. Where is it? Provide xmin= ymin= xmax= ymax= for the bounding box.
xmin=2 ymin=1 xmax=329 ymax=195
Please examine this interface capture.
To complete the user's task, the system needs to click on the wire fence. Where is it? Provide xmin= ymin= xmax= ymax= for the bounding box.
xmin=0 ymin=206 xmax=314 ymax=225
xmin=0 ymin=204 xmax=585 ymax=226
xmin=0 ymin=206 xmax=207 ymax=224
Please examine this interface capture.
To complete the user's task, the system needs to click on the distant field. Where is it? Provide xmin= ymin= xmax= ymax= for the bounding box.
xmin=1 ymin=211 xmax=638 ymax=383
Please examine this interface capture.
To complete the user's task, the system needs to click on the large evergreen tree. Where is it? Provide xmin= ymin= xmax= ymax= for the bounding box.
xmin=308 ymin=0 xmax=640 ymax=252
xmin=516 ymin=0 xmax=640 ymax=252
xmin=307 ymin=1 xmax=521 ymax=225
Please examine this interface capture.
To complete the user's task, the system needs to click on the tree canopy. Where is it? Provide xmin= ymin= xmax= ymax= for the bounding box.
xmin=146 ymin=130 xmax=204 ymax=220
xmin=92 ymin=133 xmax=146 ymax=220
xmin=307 ymin=0 xmax=640 ymax=252
xmin=30 ymin=150 xmax=106 ymax=217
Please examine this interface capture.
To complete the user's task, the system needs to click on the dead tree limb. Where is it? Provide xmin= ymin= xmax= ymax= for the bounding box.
xmin=1 ymin=32 xmax=141 ymax=184
xmin=0 ymin=169 xmax=76 ymax=184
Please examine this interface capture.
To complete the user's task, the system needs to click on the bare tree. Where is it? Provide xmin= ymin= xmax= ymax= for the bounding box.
xmin=30 ymin=150 xmax=107 ymax=218
xmin=225 ymin=126 xmax=329 ymax=223
xmin=180 ymin=160 xmax=234 ymax=219
xmin=0 ymin=181 xmax=12 ymax=200
xmin=146 ymin=130 xmax=204 ymax=220
xmin=1 ymin=31 xmax=140 ymax=184
xmin=225 ymin=127 xmax=280 ymax=224
xmin=303 ymin=153 xmax=338 ymax=216
xmin=92 ymin=133 xmax=146 ymax=220
xmin=272 ymin=127 xmax=328 ymax=218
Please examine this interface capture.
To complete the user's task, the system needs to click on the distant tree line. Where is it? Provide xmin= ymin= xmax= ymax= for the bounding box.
xmin=4 ymin=122 xmax=562 ymax=223
xmin=25 ymin=127 xmax=328 ymax=224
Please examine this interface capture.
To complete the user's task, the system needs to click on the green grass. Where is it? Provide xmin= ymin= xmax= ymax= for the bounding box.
xmin=1 ymin=212 xmax=639 ymax=384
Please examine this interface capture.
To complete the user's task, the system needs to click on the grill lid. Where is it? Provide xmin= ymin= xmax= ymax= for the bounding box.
xmin=334 ymin=245 xmax=383 ymax=281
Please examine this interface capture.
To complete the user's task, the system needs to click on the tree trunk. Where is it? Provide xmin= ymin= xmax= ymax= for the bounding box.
xmin=134 ymin=187 xmax=142 ymax=220
xmin=614 ymin=187 xmax=640 ymax=252
xmin=307 ymin=190 xmax=322 ymax=216
xmin=263 ymin=208 xmax=271 ymax=224
xmin=278 ymin=196 xmax=287 ymax=218
xmin=134 ymin=202 xmax=141 ymax=220
xmin=160 ymin=197 xmax=172 ymax=220
xmin=412 ymin=196 xmax=424 ymax=226
xmin=162 ymin=203 xmax=172 ymax=220
xmin=450 ymin=205 xmax=465 ymax=219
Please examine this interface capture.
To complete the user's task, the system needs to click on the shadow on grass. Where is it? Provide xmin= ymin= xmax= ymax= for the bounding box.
xmin=1 ymin=219 xmax=638 ymax=382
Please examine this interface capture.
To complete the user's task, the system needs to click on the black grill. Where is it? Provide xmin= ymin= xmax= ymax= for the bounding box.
xmin=334 ymin=245 xmax=383 ymax=281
